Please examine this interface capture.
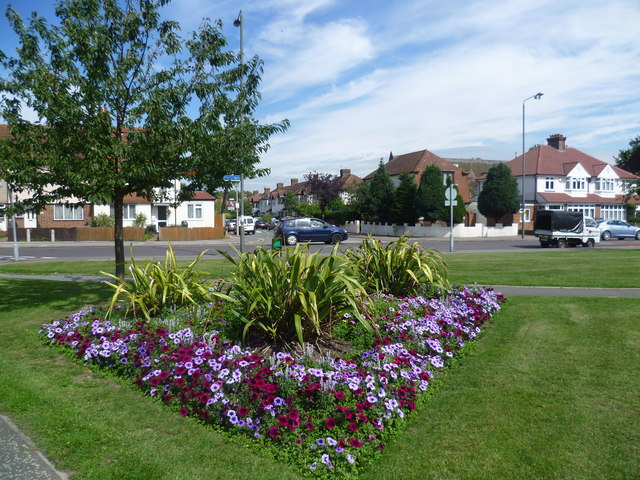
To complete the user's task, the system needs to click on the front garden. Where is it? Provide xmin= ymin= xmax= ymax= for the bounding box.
xmin=38 ymin=237 xmax=504 ymax=477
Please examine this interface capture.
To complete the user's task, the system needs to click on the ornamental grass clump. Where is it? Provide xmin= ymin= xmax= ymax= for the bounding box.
xmin=343 ymin=235 xmax=449 ymax=297
xmin=102 ymin=243 xmax=229 ymax=320
xmin=219 ymin=244 xmax=374 ymax=347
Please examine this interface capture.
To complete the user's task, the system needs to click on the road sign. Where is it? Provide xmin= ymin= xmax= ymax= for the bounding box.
xmin=223 ymin=175 xmax=241 ymax=182
xmin=444 ymin=185 xmax=458 ymax=201
xmin=444 ymin=200 xmax=457 ymax=206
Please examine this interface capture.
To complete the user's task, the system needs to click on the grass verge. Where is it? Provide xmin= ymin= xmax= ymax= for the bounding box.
xmin=0 ymin=259 xmax=235 ymax=279
xmin=1 ymin=249 xmax=639 ymax=288
xmin=445 ymin=249 xmax=640 ymax=288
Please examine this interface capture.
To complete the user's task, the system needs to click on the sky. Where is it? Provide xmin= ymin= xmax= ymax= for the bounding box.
xmin=1 ymin=0 xmax=639 ymax=195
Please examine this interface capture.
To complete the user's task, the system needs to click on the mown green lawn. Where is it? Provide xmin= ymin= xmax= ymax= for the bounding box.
xmin=0 ymin=249 xmax=638 ymax=288
xmin=0 ymin=251 xmax=638 ymax=479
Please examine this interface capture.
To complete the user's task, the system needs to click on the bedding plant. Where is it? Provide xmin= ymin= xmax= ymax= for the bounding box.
xmin=39 ymin=237 xmax=505 ymax=477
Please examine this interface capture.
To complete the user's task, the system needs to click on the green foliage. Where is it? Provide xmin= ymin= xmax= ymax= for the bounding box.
xmin=367 ymin=160 xmax=396 ymax=223
xmin=283 ymin=191 xmax=302 ymax=216
xmin=453 ymin=192 xmax=466 ymax=224
xmin=415 ymin=164 xmax=446 ymax=221
xmin=392 ymin=172 xmax=417 ymax=224
xmin=0 ymin=0 xmax=287 ymax=277
xmin=102 ymin=244 xmax=229 ymax=320
xmin=219 ymin=245 xmax=373 ymax=347
xmin=92 ymin=212 xmax=114 ymax=227
xmin=344 ymin=235 xmax=449 ymax=297
xmin=615 ymin=135 xmax=640 ymax=174
xmin=477 ymin=162 xmax=520 ymax=220
xmin=133 ymin=212 xmax=147 ymax=228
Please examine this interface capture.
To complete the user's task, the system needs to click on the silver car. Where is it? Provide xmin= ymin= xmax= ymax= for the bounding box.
xmin=597 ymin=219 xmax=640 ymax=240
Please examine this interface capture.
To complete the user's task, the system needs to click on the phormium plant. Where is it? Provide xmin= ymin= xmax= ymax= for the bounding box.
xmin=219 ymin=244 xmax=374 ymax=347
xmin=343 ymin=234 xmax=449 ymax=297
xmin=102 ymin=243 xmax=229 ymax=319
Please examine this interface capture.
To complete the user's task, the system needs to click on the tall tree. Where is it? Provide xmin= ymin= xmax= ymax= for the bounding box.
xmin=391 ymin=172 xmax=417 ymax=224
xmin=367 ymin=160 xmax=395 ymax=223
xmin=415 ymin=164 xmax=446 ymax=222
xmin=0 ymin=0 xmax=287 ymax=277
xmin=304 ymin=171 xmax=342 ymax=216
xmin=477 ymin=162 xmax=520 ymax=221
xmin=615 ymin=135 xmax=640 ymax=196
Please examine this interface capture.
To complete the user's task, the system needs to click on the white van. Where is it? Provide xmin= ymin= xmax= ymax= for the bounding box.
xmin=239 ymin=216 xmax=255 ymax=235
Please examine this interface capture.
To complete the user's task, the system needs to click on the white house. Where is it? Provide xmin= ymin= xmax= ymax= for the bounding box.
xmin=479 ymin=134 xmax=638 ymax=230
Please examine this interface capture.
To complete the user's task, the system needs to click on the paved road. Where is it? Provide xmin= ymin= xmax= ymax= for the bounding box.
xmin=2 ymin=231 xmax=639 ymax=262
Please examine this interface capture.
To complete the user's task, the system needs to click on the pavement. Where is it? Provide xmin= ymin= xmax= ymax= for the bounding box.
xmin=0 ymin=415 xmax=69 ymax=480
xmin=0 ymin=271 xmax=638 ymax=478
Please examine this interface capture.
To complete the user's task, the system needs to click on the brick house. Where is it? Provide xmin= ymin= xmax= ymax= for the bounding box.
xmin=363 ymin=150 xmax=472 ymax=205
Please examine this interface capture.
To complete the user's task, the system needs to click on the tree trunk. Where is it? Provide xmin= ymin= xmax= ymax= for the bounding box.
xmin=113 ymin=194 xmax=125 ymax=279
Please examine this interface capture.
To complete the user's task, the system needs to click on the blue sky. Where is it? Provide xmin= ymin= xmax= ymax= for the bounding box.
xmin=2 ymin=0 xmax=640 ymax=194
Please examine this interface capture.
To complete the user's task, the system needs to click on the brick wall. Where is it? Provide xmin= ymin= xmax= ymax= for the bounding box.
xmin=38 ymin=204 xmax=92 ymax=228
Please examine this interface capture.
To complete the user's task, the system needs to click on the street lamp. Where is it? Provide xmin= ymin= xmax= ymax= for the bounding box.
xmin=521 ymin=92 xmax=543 ymax=239
xmin=234 ymin=10 xmax=245 ymax=253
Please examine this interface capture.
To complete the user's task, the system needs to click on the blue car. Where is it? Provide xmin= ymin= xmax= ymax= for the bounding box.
xmin=276 ymin=217 xmax=348 ymax=246
xmin=597 ymin=219 xmax=640 ymax=240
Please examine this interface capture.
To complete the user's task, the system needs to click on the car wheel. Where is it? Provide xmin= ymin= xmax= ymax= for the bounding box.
xmin=286 ymin=234 xmax=298 ymax=246
xmin=636 ymin=231 xmax=640 ymax=240
xmin=584 ymin=238 xmax=595 ymax=248
xmin=557 ymin=239 xmax=568 ymax=248
xmin=601 ymin=231 xmax=611 ymax=240
xmin=331 ymin=233 xmax=343 ymax=244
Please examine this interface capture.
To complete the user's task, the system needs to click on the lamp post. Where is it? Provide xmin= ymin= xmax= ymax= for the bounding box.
xmin=521 ymin=92 xmax=543 ymax=239
xmin=234 ymin=10 xmax=245 ymax=253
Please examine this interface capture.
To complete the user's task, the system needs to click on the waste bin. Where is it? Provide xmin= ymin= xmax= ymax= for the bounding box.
xmin=271 ymin=234 xmax=282 ymax=250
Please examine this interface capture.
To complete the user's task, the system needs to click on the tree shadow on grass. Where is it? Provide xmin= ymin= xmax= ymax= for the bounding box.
xmin=0 ymin=278 xmax=111 ymax=313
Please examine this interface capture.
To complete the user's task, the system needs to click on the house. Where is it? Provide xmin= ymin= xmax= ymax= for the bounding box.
xmin=492 ymin=133 xmax=639 ymax=231
xmin=0 ymin=125 xmax=218 ymax=232
xmin=251 ymin=169 xmax=363 ymax=217
xmin=363 ymin=150 xmax=472 ymax=205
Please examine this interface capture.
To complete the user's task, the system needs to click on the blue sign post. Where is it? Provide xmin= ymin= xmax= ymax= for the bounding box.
xmin=223 ymin=175 xmax=241 ymax=182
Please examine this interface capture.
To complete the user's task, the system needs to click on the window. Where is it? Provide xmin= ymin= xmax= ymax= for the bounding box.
xmin=54 ymin=204 xmax=83 ymax=220
xmin=600 ymin=205 xmax=625 ymax=220
xmin=544 ymin=177 xmax=555 ymax=191
xmin=123 ymin=204 xmax=136 ymax=220
xmin=567 ymin=204 xmax=595 ymax=218
xmin=565 ymin=177 xmax=585 ymax=191
xmin=187 ymin=203 xmax=202 ymax=219
xmin=522 ymin=208 xmax=531 ymax=222
xmin=595 ymin=178 xmax=614 ymax=192
xmin=0 ymin=203 xmax=5 ymax=221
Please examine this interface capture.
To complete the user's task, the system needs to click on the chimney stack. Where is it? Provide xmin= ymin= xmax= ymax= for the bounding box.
xmin=276 ymin=182 xmax=283 ymax=189
xmin=263 ymin=187 xmax=270 ymax=194
xmin=340 ymin=169 xmax=351 ymax=178
xmin=547 ymin=134 xmax=566 ymax=151
xmin=290 ymin=178 xmax=298 ymax=186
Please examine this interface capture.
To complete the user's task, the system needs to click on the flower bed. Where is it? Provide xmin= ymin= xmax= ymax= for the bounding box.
xmin=40 ymin=285 xmax=504 ymax=477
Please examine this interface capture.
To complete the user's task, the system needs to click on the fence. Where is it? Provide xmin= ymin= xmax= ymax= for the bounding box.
xmin=159 ymin=226 xmax=225 ymax=241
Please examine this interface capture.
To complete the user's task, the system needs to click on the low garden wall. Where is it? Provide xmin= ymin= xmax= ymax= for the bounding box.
xmin=344 ymin=221 xmax=518 ymax=238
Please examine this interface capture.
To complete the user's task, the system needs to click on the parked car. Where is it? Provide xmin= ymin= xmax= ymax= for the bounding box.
xmin=255 ymin=219 xmax=268 ymax=229
xmin=597 ymin=219 xmax=640 ymax=240
xmin=225 ymin=218 xmax=237 ymax=232
xmin=276 ymin=217 xmax=348 ymax=246
xmin=238 ymin=215 xmax=256 ymax=235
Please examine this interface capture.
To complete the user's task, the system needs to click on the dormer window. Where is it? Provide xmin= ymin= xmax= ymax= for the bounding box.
xmin=565 ymin=177 xmax=585 ymax=191
xmin=595 ymin=178 xmax=614 ymax=192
